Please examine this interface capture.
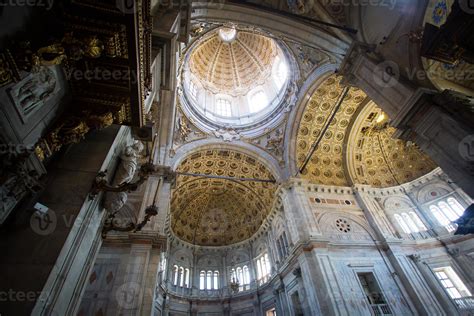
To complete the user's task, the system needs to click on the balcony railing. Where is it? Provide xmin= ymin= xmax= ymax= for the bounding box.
xmin=454 ymin=296 xmax=474 ymax=310
xmin=370 ymin=304 xmax=392 ymax=315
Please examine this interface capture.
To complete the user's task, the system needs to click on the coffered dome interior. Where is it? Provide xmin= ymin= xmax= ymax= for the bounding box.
xmin=181 ymin=26 xmax=290 ymax=128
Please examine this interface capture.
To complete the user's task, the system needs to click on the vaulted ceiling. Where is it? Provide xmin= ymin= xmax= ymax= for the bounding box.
xmin=295 ymin=74 xmax=436 ymax=187
xmin=171 ymin=149 xmax=276 ymax=246
xmin=189 ymin=28 xmax=278 ymax=96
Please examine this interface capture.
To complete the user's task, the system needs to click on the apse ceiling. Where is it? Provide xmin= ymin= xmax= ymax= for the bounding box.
xmin=189 ymin=28 xmax=278 ymax=96
xmin=171 ymin=149 xmax=276 ymax=246
xmin=296 ymin=74 xmax=436 ymax=187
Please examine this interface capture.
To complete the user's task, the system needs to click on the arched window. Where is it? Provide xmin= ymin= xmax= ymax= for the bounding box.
xmin=430 ymin=205 xmax=455 ymax=232
xmin=236 ymin=267 xmax=243 ymax=285
xmin=184 ymin=268 xmax=190 ymax=288
xmin=447 ymin=198 xmax=465 ymax=217
xmin=256 ymin=259 xmax=262 ymax=280
xmin=438 ymin=202 xmax=459 ymax=221
xmin=243 ymin=266 xmax=250 ymax=285
xmin=179 ymin=267 xmax=184 ymax=287
xmin=395 ymin=214 xmax=411 ymax=234
xmin=215 ymin=98 xmax=232 ymax=117
xmin=199 ymin=271 xmax=205 ymax=290
xmin=206 ymin=271 xmax=212 ymax=290
xmin=189 ymin=81 xmax=198 ymax=99
xmin=173 ymin=265 xmax=179 ymax=285
xmin=213 ymin=271 xmax=219 ymax=289
xmin=273 ymin=57 xmax=288 ymax=88
xmin=402 ymin=213 xmax=419 ymax=233
xmin=249 ymin=90 xmax=268 ymax=113
xmin=264 ymin=253 xmax=271 ymax=274
xmin=410 ymin=212 xmax=427 ymax=231
xmin=256 ymin=253 xmax=271 ymax=283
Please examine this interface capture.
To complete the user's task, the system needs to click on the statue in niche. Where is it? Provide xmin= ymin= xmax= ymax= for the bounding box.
xmin=9 ymin=66 xmax=57 ymax=117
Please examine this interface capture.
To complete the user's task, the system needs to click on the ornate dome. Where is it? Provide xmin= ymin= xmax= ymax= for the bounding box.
xmin=180 ymin=26 xmax=293 ymax=132
xmin=171 ymin=149 xmax=276 ymax=246
xmin=189 ymin=28 xmax=278 ymax=96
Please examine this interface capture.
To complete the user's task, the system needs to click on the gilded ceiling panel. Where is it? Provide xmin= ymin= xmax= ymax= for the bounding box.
xmin=296 ymin=74 xmax=367 ymax=186
xmin=347 ymin=104 xmax=437 ymax=187
xmin=189 ymin=30 xmax=277 ymax=95
xmin=171 ymin=149 xmax=276 ymax=246
xmin=295 ymin=74 xmax=437 ymax=187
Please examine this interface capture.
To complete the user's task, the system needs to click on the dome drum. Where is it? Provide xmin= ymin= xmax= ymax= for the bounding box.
xmin=179 ymin=25 xmax=298 ymax=136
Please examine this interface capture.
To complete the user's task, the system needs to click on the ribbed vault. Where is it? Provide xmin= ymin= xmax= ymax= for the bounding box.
xmin=171 ymin=149 xmax=276 ymax=246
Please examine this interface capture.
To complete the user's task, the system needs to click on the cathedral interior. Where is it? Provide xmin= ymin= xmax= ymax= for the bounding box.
xmin=1 ymin=0 xmax=474 ymax=315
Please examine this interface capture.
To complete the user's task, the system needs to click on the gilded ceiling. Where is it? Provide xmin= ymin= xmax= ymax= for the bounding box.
xmin=296 ymin=74 xmax=436 ymax=187
xmin=189 ymin=28 xmax=278 ymax=96
xmin=171 ymin=149 xmax=276 ymax=246
xmin=346 ymin=103 xmax=437 ymax=187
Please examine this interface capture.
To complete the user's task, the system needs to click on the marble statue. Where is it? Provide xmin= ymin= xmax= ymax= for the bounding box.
xmin=9 ymin=66 xmax=57 ymax=117
xmin=115 ymin=140 xmax=144 ymax=185
xmin=104 ymin=140 xmax=144 ymax=213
